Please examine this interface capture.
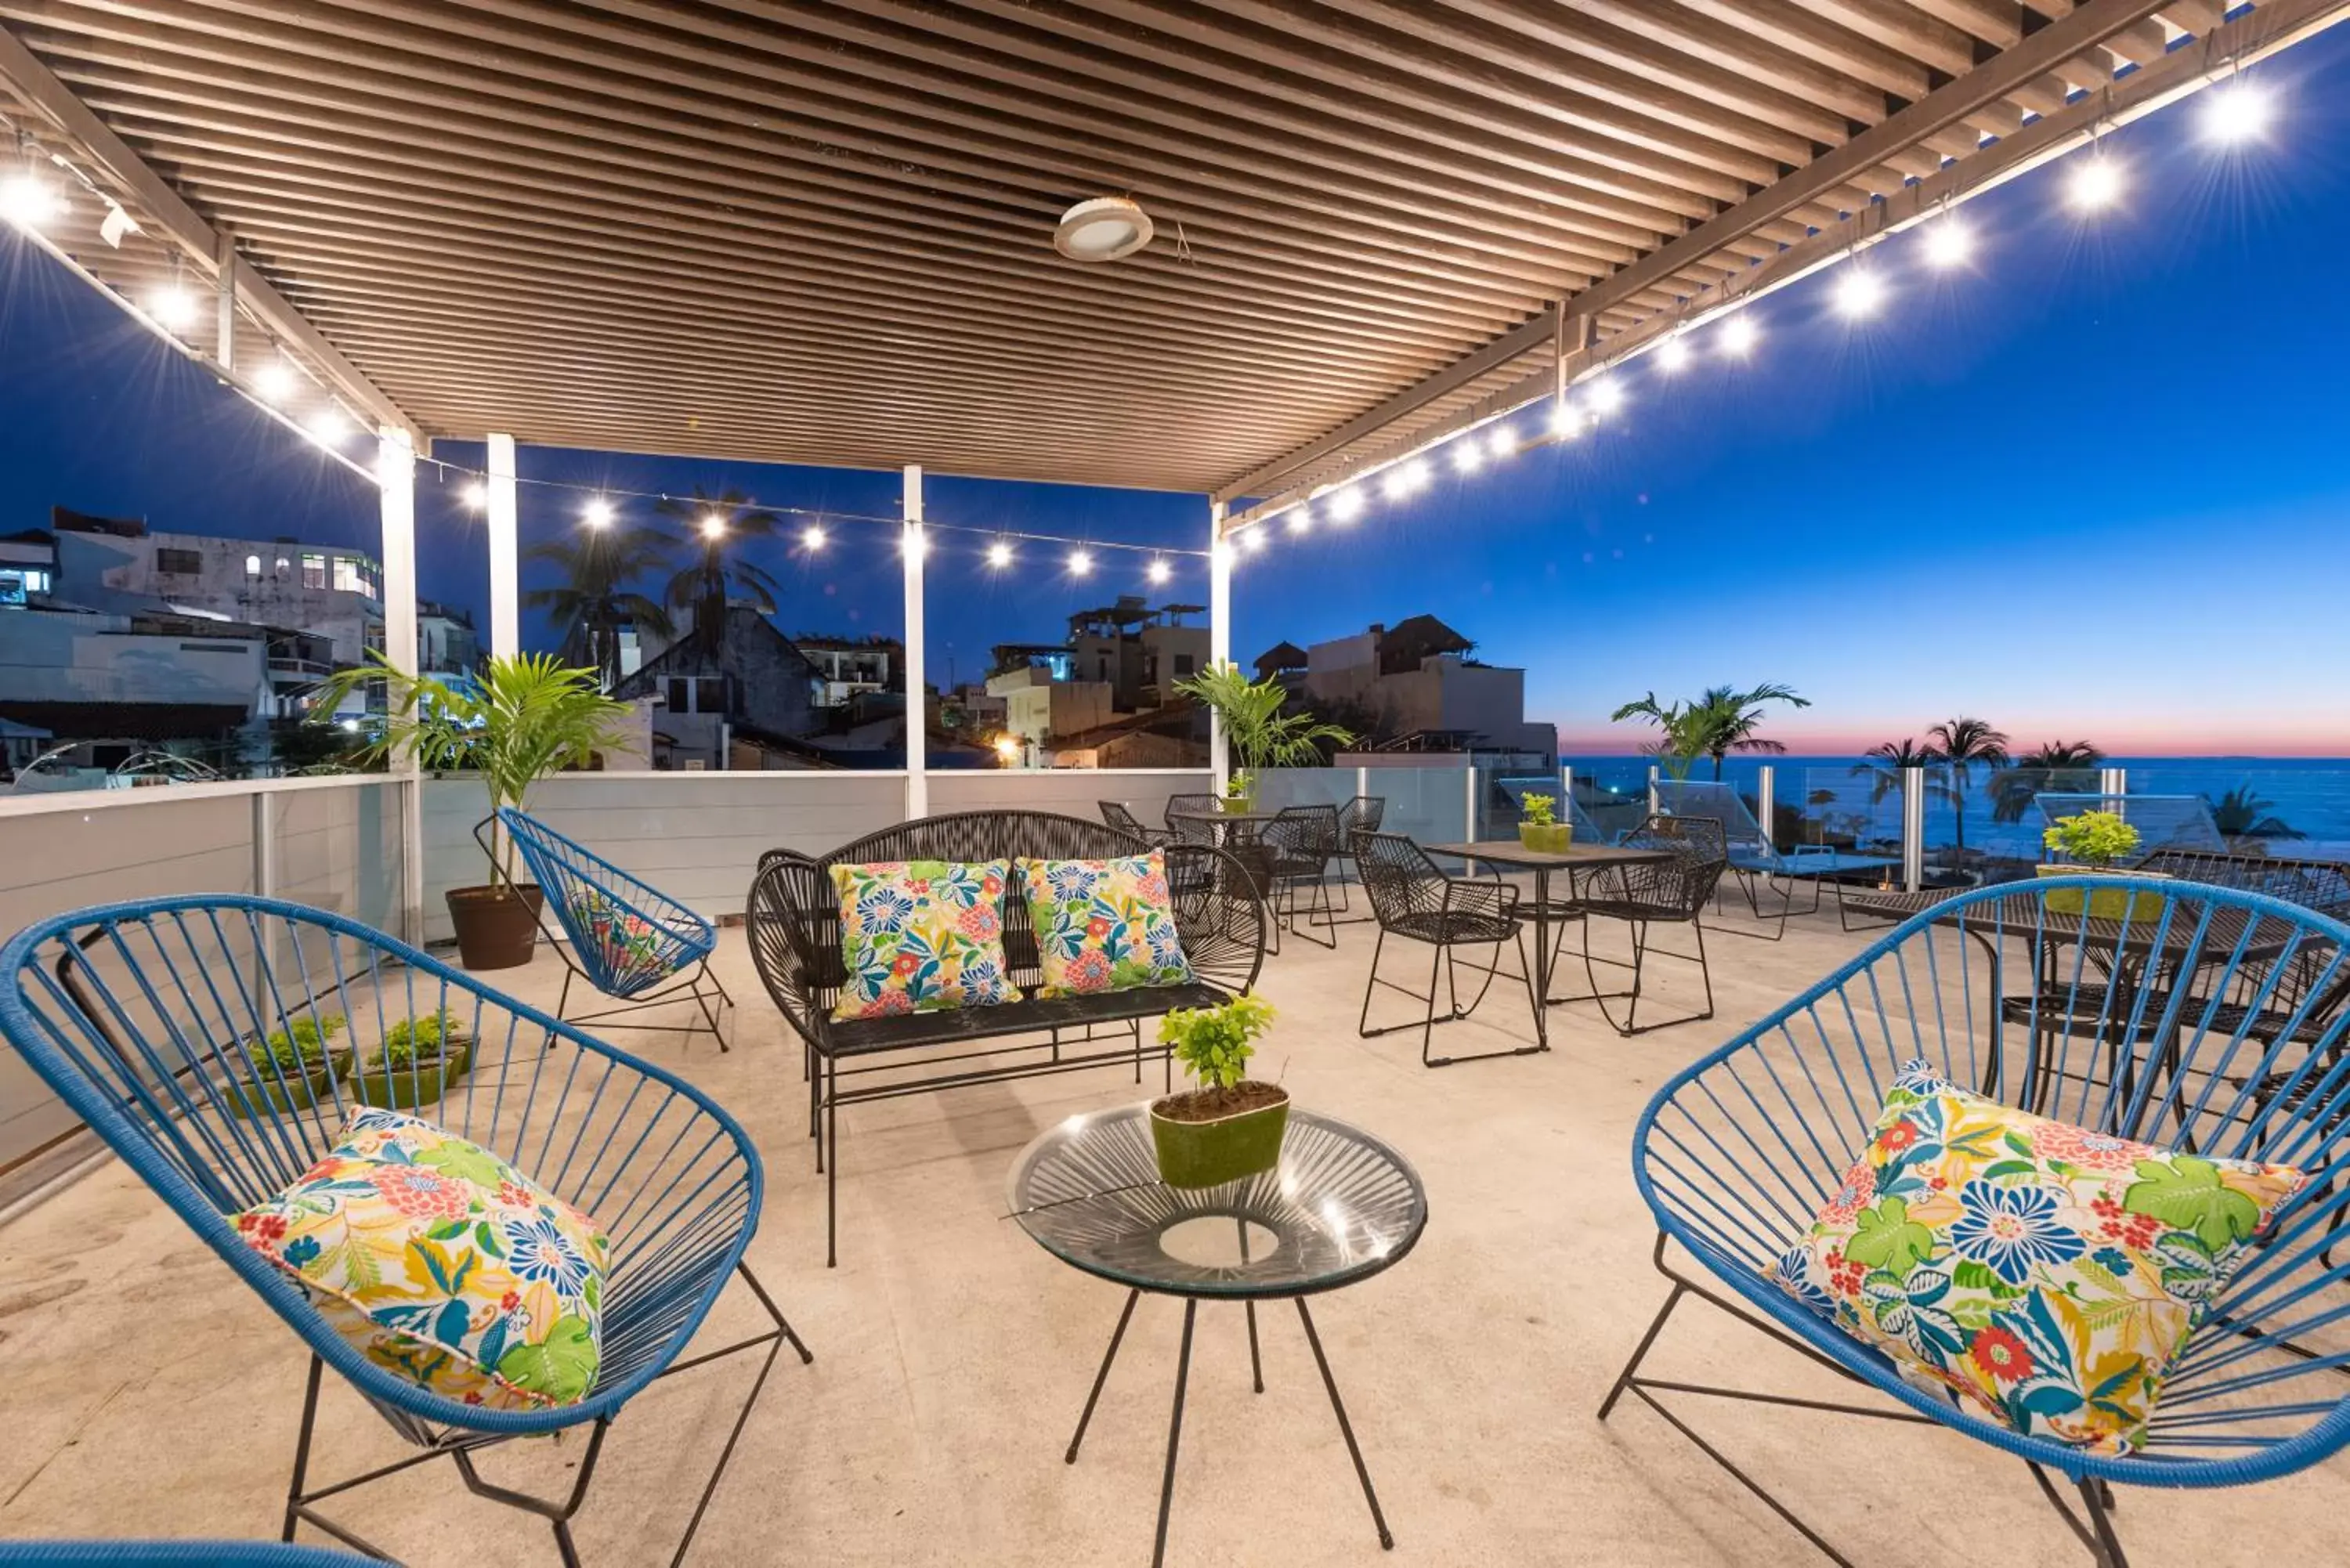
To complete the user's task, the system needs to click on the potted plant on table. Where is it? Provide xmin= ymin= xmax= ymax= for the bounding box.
xmin=1517 ymin=793 xmax=1572 ymax=854
xmin=1221 ymin=770 xmax=1256 ymax=816
xmin=313 ymin=653 xmax=634 ymax=970
xmin=226 ymin=1013 xmax=349 ymax=1118
xmin=1151 ymin=995 xmax=1286 ymax=1189
xmin=1173 ymin=662 xmax=1354 ymax=811
xmin=2039 ymin=808 xmax=2166 ymax=921
xmin=350 ymin=1009 xmax=475 ymax=1110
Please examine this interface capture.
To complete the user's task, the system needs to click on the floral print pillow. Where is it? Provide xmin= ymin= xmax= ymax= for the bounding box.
xmin=1016 ymin=851 xmax=1193 ymax=998
xmin=829 ymin=858 xmax=1018 ymax=1021
xmin=234 ymin=1108 xmax=609 ymax=1411
xmin=566 ymin=888 xmax=669 ymax=981
xmin=1772 ymin=1062 xmax=2305 ymax=1454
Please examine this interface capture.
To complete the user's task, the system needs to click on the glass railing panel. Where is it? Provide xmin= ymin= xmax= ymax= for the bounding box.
xmin=1249 ymin=767 xmax=1360 ymax=816
xmin=2123 ymin=765 xmax=2350 ymax=862
xmin=1560 ymin=757 xmax=1653 ymax=844
xmin=1356 ymin=765 xmax=1472 ymax=846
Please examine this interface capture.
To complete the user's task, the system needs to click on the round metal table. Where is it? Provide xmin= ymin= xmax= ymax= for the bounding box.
xmin=1007 ymin=1104 xmax=1427 ymax=1565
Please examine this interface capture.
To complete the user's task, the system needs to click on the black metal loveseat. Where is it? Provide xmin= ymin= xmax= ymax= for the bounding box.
xmin=747 ymin=810 xmax=1268 ymax=1264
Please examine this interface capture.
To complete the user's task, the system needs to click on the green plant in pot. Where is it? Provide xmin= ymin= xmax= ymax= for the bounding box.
xmin=1173 ymin=662 xmax=1354 ymax=813
xmin=2039 ymin=809 xmax=2166 ymax=922
xmin=350 ymin=1010 xmax=475 ymax=1111
xmin=314 ymin=652 xmax=634 ymax=970
xmin=227 ymin=1013 xmax=349 ymax=1118
xmin=1517 ymin=792 xmax=1572 ymax=854
xmin=1150 ymin=995 xmax=1286 ymax=1190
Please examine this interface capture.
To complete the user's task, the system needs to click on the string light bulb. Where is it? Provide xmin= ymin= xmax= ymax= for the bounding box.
xmin=1718 ymin=315 xmax=1759 ymax=359
xmin=459 ymin=481 xmax=487 ymax=511
xmin=1330 ymin=487 xmax=1365 ymax=522
xmin=1585 ymin=378 xmax=1625 ymax=417
xmin=1244 ymin=526 xmax=1271 ymax=554
xmin=2066 ymin=154 xmax=2124 ymax=213
xmin=1450 ymin=439 xmax=1482 ymax=475
xmin=1921 ymin=216 xmax=1972 ymax=270
xmin=2201 ymin=79 xmax=2273 ymax=146
xmin=1286 ymin=505 xmax=1314 ymax=534
xmin=801 ymin=524 xmax=826 ymax=551
xmin=1487 ymin=423 xmax=1517 ymax=460
xmin=305 ymin=407 xmax=350 ymax=446
xmin=700 ymin=512 xmax=727 ymax=539
xmin=986 ymin=540 xmax=1014 ymax=569
xmin=1832 ymin=267 xmax=1885 ymax=319
xmin=0 ymin=167 xmax=63 ymax=231
xmin=582 ymin=496 xmax=616 ymax=528
xmin=1654 ymin=335 xmax=1691 ymax=373
xmin=902 ymin=528 xmax=927 ymax=561
xmin=146 ymin=284 xmax=197 ymax=331
xmin=1549 ymin=398 xmax=1582 ymax=439
xmin=1147 ymin=557 xmax=1171 ymax=584
xmin=1068 ymin=548 xmax=1093 ymax=576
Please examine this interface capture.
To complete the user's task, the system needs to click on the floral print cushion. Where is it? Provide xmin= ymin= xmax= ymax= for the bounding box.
xmin=565 ymin=887 xmax=672 ymax=979
xmin=1772 ymin=1061 xmax=2305 ymax=1454
xmin=1016 ymin=851 xmax=1193 ymax=998
xmin=233 ymin=1108 xmax=609 ymax=1411
xmin=829 ymin=858 xmax=1018 ymax=1021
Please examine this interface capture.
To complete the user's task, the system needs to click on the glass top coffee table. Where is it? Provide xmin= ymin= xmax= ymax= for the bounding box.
xmin=1008 ymin=1104 xmax=1427 ymax=1566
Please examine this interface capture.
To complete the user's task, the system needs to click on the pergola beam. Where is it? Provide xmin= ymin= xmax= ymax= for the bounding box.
xmin=1223 ymin=0 xmax=2350 ymax=529
xmin=1210 ymin=0 xmax=2182 ymax=509
xmin=0 ymin=19 xmax=421 ymax=443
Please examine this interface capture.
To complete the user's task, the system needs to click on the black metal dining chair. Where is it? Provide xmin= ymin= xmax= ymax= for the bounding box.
xmin=1100 ymin=800 xmax=1173 ymax=847
xmin=1260 ymin=804 xmax=1343 ymax=948
xmin=1353 ymin=830 xmax=1539 ymax=1067
xmin=1163 ymin=793 xmax=1220 ymax=846
xmin=1329 ymin=795 xmax=1387 ymax=922
xmin=1559 ymin=814 xmax=1726 ymax=1037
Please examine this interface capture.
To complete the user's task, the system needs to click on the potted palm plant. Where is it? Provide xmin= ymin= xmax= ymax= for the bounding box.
xmin=315 ymin=653 xmax=634 ymax=970
xmin=1517 ymin=792 xmax=1571 ymax=853
xmin=350 ymin=1009 xmax=473 ymax=1110
xmin=1151 ymin=995 xmax=1286 ymax=1189
xmin=1173 ymin=663 xmax=1354 ymax=805
xmin=2040 ymin=809 xmax=2167 ymax=921
xmin=226 ymin=1013 xmax=349 ymax=1118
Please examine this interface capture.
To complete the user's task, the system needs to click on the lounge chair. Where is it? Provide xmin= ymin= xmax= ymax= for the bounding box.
xmin=1654 ymin=779 xmax=1896 ymax=940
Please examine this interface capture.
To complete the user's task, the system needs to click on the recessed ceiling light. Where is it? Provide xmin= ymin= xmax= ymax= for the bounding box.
xmin=1054 ymin=197 xmax=1155 ymax=263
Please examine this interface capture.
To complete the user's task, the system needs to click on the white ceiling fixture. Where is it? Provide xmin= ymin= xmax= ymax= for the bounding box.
xmin=1053 ymin=197 xmax=1155 ymax=262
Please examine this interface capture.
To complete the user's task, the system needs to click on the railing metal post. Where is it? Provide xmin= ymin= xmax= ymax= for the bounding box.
xmin=1559 ymin=763 xmax=1573 ymax=828
xmin=1647 ymin=763 xmax=1660 ymax=816
xmin=1901 ymin=764 xmax=1925 ymax=893
xmin=1464 ymin=764 xmax=1477 ymax=841
xmin=902 ymin=463 xmax=927 ymax=818
xmin=2101 ymin=764 xmax=2127 ymax=799
xmin=1758 ymin=764 xmax=1775 ymax=849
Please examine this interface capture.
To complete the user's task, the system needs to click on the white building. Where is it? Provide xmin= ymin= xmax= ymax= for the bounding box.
xmin=1302 ymin=615 xmax=1556 ymax=761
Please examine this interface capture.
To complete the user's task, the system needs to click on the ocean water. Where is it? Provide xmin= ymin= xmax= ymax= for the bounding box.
xmin=1555 ymin=754 xmax=2350 ymax=861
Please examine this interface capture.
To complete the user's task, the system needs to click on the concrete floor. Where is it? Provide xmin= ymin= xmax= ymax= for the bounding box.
xmin=5 ymin=898 xmax=2348 ymax=1566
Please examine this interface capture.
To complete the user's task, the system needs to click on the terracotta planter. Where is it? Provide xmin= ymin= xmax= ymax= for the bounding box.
xmin=2037 ymin=865 xmax=2171 ymax=923
xmin=350 ymin=1040 xmax=474 ymax=1111
xmin=446 ymin=883 xmax=544 ymax=970
xmin=1517 ymin=822 xmax=1572 ymax=854
xmin=1149 ymin=1084 xmax=1290 ymax=1190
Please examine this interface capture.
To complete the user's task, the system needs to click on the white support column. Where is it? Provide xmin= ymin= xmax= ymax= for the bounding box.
xmin=902 ymin=464 xmax=927 ymax=819
xmin=1901 ymin=764 xmax=1927 ymax=894
xmin=1208 ymin=500 xmax=1231 ymax=796
xmin=486 ymin=433 xmax=519 ymax=661
xmin=1758 ymin=764 xmax=1776 ymax=848
xmin=378 ymin=428 xmax=424 ymax=943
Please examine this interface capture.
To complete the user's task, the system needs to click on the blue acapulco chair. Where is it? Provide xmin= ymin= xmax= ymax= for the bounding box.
xmin=1603 ymin=875 xmax=2350 ymax=1567
xmin=494 ymin=807 xmax=732 ymax=1050
xmin=0 ymin=895 xmax=812 ymax=1566
xmin=0 ymin=1546 xmax=380 ymax=1566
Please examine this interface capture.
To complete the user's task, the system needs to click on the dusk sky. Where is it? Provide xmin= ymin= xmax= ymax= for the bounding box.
xmin=4 ymin=28 xmax=2347 ymax=757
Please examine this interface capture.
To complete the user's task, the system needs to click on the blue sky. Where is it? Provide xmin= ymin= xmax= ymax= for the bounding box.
xmin=5 ymin=30 xmax=2348 ymax=755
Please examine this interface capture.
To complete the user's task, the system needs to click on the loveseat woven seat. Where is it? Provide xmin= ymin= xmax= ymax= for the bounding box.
xmin=747 ymin=810 xmax=1267 ymax=1264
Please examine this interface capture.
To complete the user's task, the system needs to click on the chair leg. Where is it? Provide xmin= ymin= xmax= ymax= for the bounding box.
xmin=282 ymin=1353 xmax=324 ymax=1542
xmin=825 ymin=1052 xmax=841 ymax=1267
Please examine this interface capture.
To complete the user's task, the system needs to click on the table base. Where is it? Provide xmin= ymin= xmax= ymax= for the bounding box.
xmin=1065 ymin=1288 xmax=1394 ymax=1566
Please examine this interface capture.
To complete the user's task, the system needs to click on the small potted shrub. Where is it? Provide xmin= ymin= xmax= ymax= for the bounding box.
xmin=350 ymin=1010 xmax=474 ymax=1110
xmin=1221 ymin=770 xmax=1256 ymax=816
xmin=1517 ymin=793 xmax=1572 ymax=853
xmin=2040 ymin=809 xmax=2167 ymax=921
xmin=1150 ymin=995 xmax=1286 ymax=1189
xmin=227 ymin=1013 xmax=349 ymax=1118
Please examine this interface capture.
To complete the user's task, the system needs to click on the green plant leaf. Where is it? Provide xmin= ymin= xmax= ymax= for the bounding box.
xmin=2122 ymin=1157 xmax=2262 ymax=1251
xmin=496 ymin=1313 xmax=600 ymax=1402
xmin=1843 ymin=1198 xmax=1934 ymax=1272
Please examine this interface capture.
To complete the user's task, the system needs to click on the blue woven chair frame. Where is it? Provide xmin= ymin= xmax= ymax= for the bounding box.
xmin=496 ymin=807 xmax=732 ymax=1051
xmin=0 ymin=896 xmax=811 ymax=1566
xmin=0 ymin=1545 xmax=378 ymax=1567
xmin=1605 ymin=875 xmax=2350 ymax=1566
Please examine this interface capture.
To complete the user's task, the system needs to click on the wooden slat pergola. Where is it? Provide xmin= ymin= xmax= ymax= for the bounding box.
xmin=3 ymin=0 xmax=2342 ymax=519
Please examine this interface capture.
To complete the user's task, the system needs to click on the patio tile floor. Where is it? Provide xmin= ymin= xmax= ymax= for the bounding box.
xmin=4 ymin=905 xmax=2347 ymax=1565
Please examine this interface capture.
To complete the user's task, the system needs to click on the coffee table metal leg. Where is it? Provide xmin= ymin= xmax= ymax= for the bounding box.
xmin=1239 ymin=1221 xmax=1264 ymax=1394
xmin=1066 ymin=1288 xmax=1140 ymax=1464
xmin=1296 ymin=1298 xmax=1394 ymax=1550
xmin=1154 ymin=1299 xmax=1198 ymax=1568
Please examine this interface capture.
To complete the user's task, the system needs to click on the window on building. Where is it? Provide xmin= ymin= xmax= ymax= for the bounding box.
xmin=666 ymin=677 xmax=691 ymax=713
xmin=274 ymin=555 xmax=291 ymax=575
xmin=155 ymin=547 xmax=204 ymax=576
xmin=1173 ymin=653 xmax=1195 ymax=678
xmin=700 ymin=677 xmax=728 ymax=713
xmin=301 ymin=552 xmax=327 ymax=589
xmin=244 ymin=554 xmax=262 ymax=577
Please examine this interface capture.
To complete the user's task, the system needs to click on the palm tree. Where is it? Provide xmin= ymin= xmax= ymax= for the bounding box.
xmin=524 ymin=518 xmax=675 ymax=690
xmin=656 ymin=489 xmax=785 ymax=656
xmin=1613 ymin=681 xmax=1809 ymax=781
xmin=1923 ymin=717 xmax=2009 ymax=862
xmin=1991 ymin=740 xmax=2104 ymax=824
xmin=1850 ymin=739 xmax=1936 ymax=805
xmin=2209 ymin=785 xmax=2305 ymax=846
